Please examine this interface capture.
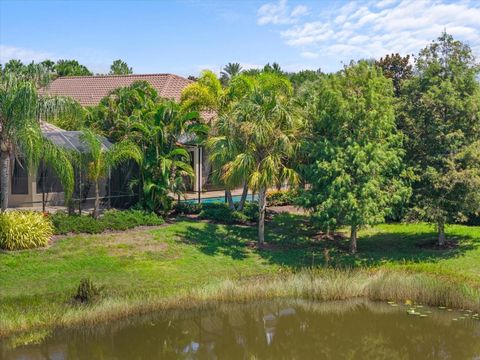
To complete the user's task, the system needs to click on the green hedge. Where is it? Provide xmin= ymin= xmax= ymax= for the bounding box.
xmin=266 ymin=189 xmax=297 ymax=206
xmin=174 ymin=202 xmax=203 ymax=215
xmin=201 ymin=202 xmax=258 ymax=224
xmin=51 ymin=209 xmax=164 ymax=235
xmin=176 ymin=202 xmax=258 ymax=225
xmin=0 ymin=211 xmax=53 ymax=250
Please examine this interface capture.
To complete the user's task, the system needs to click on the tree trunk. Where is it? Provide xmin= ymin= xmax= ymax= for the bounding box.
xmin=67 ymin=198 xmax=75 ymax=216
xmin=0 ymin=151 xmax=9 ymax=212
xmin=437 ymin=221 xmax=446 ymax=247
xmin=41 ymin=161 xmax=46 ymax=213
xmin=236 ymin=182 xmax=248 ymax=211
xmin=258 ymin=186 xmax=267 ymax=245
xmin=350 ymin=225 xmax=357 ymax=254
xmin=93 ymin=180 xmax=100 ymax=219
xmin=226 ymin=189 xmax=235 ymax=210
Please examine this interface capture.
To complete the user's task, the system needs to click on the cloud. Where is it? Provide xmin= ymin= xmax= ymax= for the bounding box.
xmin=301 ymin=51 xmax=319 ymax=59
xmin=258 ymin=0 xmax=480 ymax=63
xmin=257 ymin=0 xmax=308 ymax=25
xmin=0 ymin=45 xmax=54 ymax=64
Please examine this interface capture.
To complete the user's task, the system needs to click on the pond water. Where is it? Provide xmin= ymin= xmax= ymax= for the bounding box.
xmin=2 ymin=299 xmax=480 ymax=359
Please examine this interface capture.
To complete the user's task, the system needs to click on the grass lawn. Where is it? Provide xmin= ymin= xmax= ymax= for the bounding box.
xmin=1 ymin=214 xmax=479 ymax=337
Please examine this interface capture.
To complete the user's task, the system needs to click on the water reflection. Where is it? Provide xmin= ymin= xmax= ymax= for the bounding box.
xmin=2 ymin=299 xmax=480 ymax=359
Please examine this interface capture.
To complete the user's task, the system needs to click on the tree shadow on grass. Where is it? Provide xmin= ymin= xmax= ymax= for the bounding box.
xmin=174 ymin=215 xmax=479 ymax=270
xmin=178 ymin=221 xmax=253 ymax=260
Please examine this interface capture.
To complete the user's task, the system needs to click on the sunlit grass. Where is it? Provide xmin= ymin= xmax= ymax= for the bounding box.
xmin=0 ymin=218 xmax=479 ymax=337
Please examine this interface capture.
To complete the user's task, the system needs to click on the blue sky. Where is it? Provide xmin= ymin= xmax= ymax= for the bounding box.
xmin=1 ymin=0 xmax=479 ymax=76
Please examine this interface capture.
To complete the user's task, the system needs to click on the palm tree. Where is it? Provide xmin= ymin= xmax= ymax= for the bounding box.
xmin=80 ymin=129 xmax=142 ymax=218
xmin=182 ymin=70 xmax=258 ymax=210
xmin=220 ymin=63 xmax=243 ymax=86
xmin=215 ymin=72 xmax=301 ymax=244
xmin=0 ymin=73 xmax=76 ymax=211
xmin=128 ymin=101 xmax=207 ymax=213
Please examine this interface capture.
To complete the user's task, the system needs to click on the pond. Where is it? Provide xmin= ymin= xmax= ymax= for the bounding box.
xmin=2 ymin=299 xmax=480 ymax=359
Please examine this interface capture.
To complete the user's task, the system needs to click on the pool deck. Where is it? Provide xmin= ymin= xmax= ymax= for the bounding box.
xmin=182 ymin=188 xmax=253 ymax=202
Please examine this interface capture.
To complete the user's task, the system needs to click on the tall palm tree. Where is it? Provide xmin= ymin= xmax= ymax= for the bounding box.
xmin=182 ymin=70 xmax=260 ymax=210
xmin=0 ymin=74 xmax=75 ymax=211
xmin=213 ymin=72 xmax=301 ymax=244
xmin=80 ymin=129 xmax=142 ymax=218
xmin=220 ymin=63 xmax=243 ymax=86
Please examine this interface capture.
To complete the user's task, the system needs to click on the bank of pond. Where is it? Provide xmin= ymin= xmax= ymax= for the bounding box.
xmin=2 ymin=298 xmax=480 ymax=359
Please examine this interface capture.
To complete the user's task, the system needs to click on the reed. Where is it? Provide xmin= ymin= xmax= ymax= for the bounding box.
xmin=2 ymin=268 xmax=479 ymax=338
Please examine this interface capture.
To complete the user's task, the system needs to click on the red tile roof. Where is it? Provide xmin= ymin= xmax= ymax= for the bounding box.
xmin=40 ymin=73 xmax=192 ymax=106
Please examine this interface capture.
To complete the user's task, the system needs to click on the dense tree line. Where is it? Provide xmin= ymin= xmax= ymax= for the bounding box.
xmin=1 ymin=32 xmax=478 ymax=252
xmin=0 ymin=58 xmax=134 ymax=80
xmin=203 ymin=33 xmax=479 ymax=249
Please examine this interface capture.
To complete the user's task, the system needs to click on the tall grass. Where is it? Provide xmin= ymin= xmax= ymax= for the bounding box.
xmin=2 ymin=268 xmax=479 ymax=338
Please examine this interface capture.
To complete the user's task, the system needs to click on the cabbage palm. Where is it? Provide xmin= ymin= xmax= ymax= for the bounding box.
xmin=80 ymin=129 xmax=142 ymax=218
xmin=220 ymin=62 xmax=243 ymax=86
xmin=0 ymin=74 xmax=76 ymax=211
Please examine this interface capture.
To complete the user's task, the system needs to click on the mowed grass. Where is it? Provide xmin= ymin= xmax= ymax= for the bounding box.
xmin=0 ymin=215 xmax=479 ymax=336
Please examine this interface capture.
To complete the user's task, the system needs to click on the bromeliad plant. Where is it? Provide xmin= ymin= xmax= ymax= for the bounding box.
xmin=80 ymin=129 xmax=142 ymax=218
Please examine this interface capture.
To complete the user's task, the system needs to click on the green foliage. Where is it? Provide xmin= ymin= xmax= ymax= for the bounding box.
xmin=266 ymin=189 xmax=297 ymax=206
xmin=73 ymin=278 xmax=103 ymax=304
xmin=241 ymin=202 xmax=259 ymax=221
xmin=2 ymin=59 xmax=52 ymax=86
xmin=54 ymin=59 xmax=92 ymax=77
xmin=89 ymin=81 xmax=204 ymax=214
xmin=401 ymin=32 xmax=480 ymax=243
xmin=375 ymin=53 xmax=412 ymax=96
xmin=80 ymin=128 xmax=142 ymax=217
xmin=287 ymin=69 xmax=323 ymax=90
xmin=88 ymin=80 xmax=159 ymax=142
xmin=300 ymin=61 xmax=409 ymax=253
xmin=207 ymin=71 xmax=301 ymax=243
xmin=51 ymin=212 xmax=103 ymax=234
xmin=174 ymin=202 xmax=203 ymax=215
xmin=0 ymin=211 xmax=53 ymax=250
xmin=109 ymin=59 xmax=133 ymax=75
xmin=129 ymin=101 xmax=206 ymax=214
xmin=181 ymin=70 xmax=223 ymax=114
xmin=220 ymin=62 xmax=243 ymax=86
xmin=175 ymin=201 xmax=258 ymax=223
xmin=51 ymin=209 xmax=164 ymax=235
xmin=199 ymin=203 xmax=253 ymax=225
xmin=0 ymin=74 xmax=78 ymax=210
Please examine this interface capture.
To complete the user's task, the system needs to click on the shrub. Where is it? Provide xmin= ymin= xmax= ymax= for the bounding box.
xmin=266 ymin=189 xmax=296 ymax=206
xmin=73 ymin=278 xmax=104 ymax=304
xmin=174 ymin=202 xmax=202 ymax=215
xmin=51 ymin=209 xmax=163 ymax=235
xmin=51 ymin=212 xmax=104 ymax=235
xmin=242 ymin=202 xmax=259 ymax=222
xmin=0 ymin=211 xmax=53 ymax=250
xmin=199 ymin=203 xmax=256 ymax=225
xmin=101 ymin=209 xmax=164 ymax=230
xmin=466 ymin=213 xmax=480 ymax=226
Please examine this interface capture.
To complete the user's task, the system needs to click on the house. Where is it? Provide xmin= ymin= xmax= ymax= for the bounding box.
xmin=8 ymin=73 xmax=209 ymax=208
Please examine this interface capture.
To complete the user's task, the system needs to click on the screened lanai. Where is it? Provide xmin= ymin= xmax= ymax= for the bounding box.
xmin=7 ymin=122 xmax=138 ymax=210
